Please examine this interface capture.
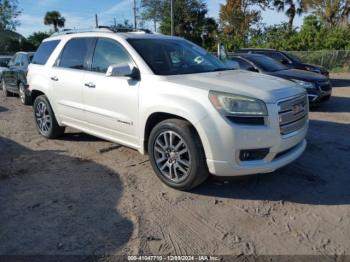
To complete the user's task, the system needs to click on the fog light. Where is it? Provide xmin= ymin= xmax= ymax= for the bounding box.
xmin=239 ymin=148 xmax=269 ymax=161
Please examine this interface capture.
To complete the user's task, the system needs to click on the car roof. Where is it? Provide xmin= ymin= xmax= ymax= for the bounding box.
xmin=46 ymin=28 xmax=182 ymax=42
xmin=233 ymin=53 xmax=270 ymax=59
xmin=236 ymin=48 xmax=277 ymax=52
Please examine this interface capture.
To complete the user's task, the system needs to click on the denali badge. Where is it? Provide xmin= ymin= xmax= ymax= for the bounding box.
xmin=292 ymin=103 xmax=305 ymax=115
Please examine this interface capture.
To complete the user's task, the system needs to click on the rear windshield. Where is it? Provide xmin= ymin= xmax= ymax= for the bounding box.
xmin=32 ymin=40 xmax=60 ymax=65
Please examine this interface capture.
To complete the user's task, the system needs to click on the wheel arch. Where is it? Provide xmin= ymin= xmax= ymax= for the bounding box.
xmin=142 ymin=111 xmax=213 ymax=161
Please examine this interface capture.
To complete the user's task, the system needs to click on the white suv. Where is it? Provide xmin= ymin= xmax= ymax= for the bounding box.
xmin=27 ymin=28 xmax=308 ymax=190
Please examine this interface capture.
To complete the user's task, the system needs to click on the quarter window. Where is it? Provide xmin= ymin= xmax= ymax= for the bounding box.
xmin=58 ymin=38 xmax=95 ymax=70
xmin=91 ymin=38 xmax=133 ymax=73
xmin=32 ymin=40 xmax=60 ymax=65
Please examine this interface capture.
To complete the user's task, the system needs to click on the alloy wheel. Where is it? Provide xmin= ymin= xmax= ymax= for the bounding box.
xmin=153 ymin=130 xmax=192 ymax=183
xmin=19 ymin=84 xmax=25 ymax=103
xmin=35 ymin=101 xmax=52 ymax=133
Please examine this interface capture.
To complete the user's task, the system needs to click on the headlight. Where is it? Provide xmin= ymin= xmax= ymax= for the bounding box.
xmin=209 ymin=91 xmax=268 ymax=116
xmin=292 ymin=79 xmax=315 ymax=89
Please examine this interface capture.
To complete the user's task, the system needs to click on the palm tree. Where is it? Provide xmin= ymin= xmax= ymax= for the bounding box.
xmin=44 ymin=11 xmax=65 ymax=32
xmin=273 ymin=0 xmax=306 ymax=31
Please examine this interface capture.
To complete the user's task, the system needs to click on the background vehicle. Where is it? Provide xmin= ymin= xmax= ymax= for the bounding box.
xmin=235 ymin=48 xmax=329 ymax=78
xmin=0 ymin=55 xmax=11 ymax=81
xmin=230 ymin=53 xmax=332 ymax=103
xmin=28 ymin=28 xmax=308 ymax=190
xmin=1 ymin=52 xmax=34 ymax=105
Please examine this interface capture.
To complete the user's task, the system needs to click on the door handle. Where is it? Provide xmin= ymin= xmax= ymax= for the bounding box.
xmin=84 ymin=82 xmax=96 ymax=88
xmin=50 ymin=76 xmax=59 ymax=81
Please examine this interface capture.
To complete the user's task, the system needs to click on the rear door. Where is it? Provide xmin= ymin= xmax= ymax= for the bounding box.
xmin=4 ymin=54 xmax=22 ymax=91
xmin=82 ymin=37 xmax=140 ymax=147
xmin=49 ymin=37 xmax=96 ymax=126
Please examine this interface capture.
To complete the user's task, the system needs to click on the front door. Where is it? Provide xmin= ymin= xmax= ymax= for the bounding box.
xmin=83 ymin=38 xmax=140 ymax=147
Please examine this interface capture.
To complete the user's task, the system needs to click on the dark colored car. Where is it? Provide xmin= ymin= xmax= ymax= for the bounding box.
xmin=0 ymin=55 xmax=12 ymax=80
xmin=235 ymin=48 xmax=329 ymax=78
xmin=1 ymin=52 xmax=34 ymax=105
xmin=230 ymin=53 xmax=332 ymax=103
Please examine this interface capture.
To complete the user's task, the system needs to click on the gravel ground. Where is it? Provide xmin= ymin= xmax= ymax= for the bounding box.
xmin=0 ymin=73 xmax=349 ymax=256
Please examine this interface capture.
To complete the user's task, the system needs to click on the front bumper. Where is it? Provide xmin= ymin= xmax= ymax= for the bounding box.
xmin=197 ymin=99 xmax=308 ymax=177
xmin=307 ymin=82 xmax=332 ymax=103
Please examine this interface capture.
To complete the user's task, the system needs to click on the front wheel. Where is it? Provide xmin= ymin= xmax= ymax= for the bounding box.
xmin=33 ymin=95 xmax=65 ymax=139
xmin=148 ymin=119 xmax=209 ymax=190
xmin=19 ymin=82 xmax=31 ymax=105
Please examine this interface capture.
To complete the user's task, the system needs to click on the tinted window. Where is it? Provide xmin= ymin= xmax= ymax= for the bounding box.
xmin=32 ymin=40 xmax=60 ymax=65
xmin=92 ymin=38 xmax=133 ymax=73
xmin=284 ymin=52 xmax=302 ymax=63
xmin=58 ymin=38 xmax=95 ymax=70
xmin=0 ymin=58 xmax=10 ymax=67
xmin=231 ymin=57 xmax=255 ymax=70
xmin=245 ymin=55 xmax=288 ymax=72
xmin=128 ymin=38 xmax=227 ymax=75
xmin=14 ymin=55 xmax=21 ymax=66
xmin=257 ymin=51 xmax=287 ymax=62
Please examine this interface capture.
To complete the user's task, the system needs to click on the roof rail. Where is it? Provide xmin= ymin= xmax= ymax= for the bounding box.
xmin=51 ymin=27 xmax=114 ymax=36
xmin=51 ymin=26 xmax=153 ymax=37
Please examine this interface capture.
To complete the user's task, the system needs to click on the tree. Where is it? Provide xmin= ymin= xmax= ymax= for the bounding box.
xmin=219 ymin=0 xmax=265 ymax=49
xmin=141 ymin=0 xmax=162 ymax=32
xmin=305 ymin=0 xmax=350 ymax=26
xmin=272 ymin=0 xmax=306 ymax=31
xmin=27 ymin=31 xmax=51 ymax=49
xmin=44 ymin=11 xmax=65 ymax=32
xmin=0 ymin=0 xmax=21 ymax=30
xmin=158 ymin=0 xmax=217 ymax=47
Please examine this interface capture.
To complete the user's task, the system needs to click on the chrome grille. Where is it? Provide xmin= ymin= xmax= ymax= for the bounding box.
xmin=278 ymin=95 xmax=308 ymax=135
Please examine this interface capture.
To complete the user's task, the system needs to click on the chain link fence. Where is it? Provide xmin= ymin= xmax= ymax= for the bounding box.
xmin=286 ymin=50 xmax=350 ymax=72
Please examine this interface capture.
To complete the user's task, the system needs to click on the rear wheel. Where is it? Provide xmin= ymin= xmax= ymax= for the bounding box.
xmin=148 ymin=119 xmax=209 ymax=190
xmin=1 ymin=78 xmax=10 ymax=97
xmin=19 ymin=82 xmax=31 ymax=105
xmin=33 ymin=95 xmax=65 ymax=138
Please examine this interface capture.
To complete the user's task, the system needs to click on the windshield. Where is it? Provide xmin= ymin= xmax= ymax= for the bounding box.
xmin=127 ymin=38 xmax=228 ymax=75
xmin=0 ymin=58 xmax=10 ymax=67
xmin=247 ymin=55 xmax=288 ymax=72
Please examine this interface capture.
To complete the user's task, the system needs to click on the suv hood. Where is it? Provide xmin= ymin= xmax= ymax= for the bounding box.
xmin=163 ymin=70 xmax=305 ymax=103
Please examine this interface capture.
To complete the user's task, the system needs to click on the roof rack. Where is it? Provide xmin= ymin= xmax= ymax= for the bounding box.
xmin=51 ymin=26 xmax=153 ymax=37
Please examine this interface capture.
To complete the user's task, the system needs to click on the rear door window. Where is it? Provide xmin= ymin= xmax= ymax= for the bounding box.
xmin=58 ymin=38 xmax=95 ymax=70
xmin=32 ymin=40 xmax=60 ymax=65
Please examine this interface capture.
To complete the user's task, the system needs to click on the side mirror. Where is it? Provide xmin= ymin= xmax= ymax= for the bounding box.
xmin=106 ymin=63 xmax=140 ymax=80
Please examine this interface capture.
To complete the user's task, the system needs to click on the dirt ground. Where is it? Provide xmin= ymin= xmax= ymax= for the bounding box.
xmin=0 ymin=73 xmax=349 ymax=256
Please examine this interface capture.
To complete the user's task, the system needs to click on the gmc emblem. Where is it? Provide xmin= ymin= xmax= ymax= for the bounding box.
xmin=292 ymin=103 xmax=305 ymax=115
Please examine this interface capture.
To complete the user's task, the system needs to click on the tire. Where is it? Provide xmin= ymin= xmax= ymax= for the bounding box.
xmin=323 ymin=95 xmax=331 ymax=101
xmin=1 ymin=78 xmax=10 ymax=97
xmin=33 ymin=95 xmax=65 ymax=139
xmin=19 ymin=82 xmax=31 ymax=105
xmin=148 ymin=118 xmax=209 ymax=190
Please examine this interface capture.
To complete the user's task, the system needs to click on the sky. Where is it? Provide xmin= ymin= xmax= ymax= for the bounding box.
xmin=16 ymin=0 xmax=305 ymax=37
